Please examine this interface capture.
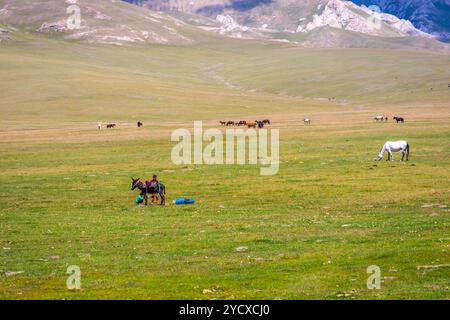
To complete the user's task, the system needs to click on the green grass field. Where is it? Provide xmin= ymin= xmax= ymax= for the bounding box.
xmin=0 ymin=36 xmax=449 ymax=299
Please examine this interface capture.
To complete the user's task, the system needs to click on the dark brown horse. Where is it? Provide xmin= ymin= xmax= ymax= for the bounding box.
xmin=131 ymin=178 xmax=166 ymax=206
xmin=137 ymin=121 xmax=143 ymax=127
xmin=107 ymin=124 xmax=116 ymax=129
xmin=393 ymin=116 xmax=405 ymax=123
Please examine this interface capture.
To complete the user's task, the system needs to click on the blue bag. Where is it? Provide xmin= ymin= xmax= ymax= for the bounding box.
xmin=174 ymin=198 xmax=195 ymax=205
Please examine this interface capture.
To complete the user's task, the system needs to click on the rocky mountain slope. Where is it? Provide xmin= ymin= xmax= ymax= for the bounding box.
xmin=351 ymin=0 xmax=450 ymax=42
xmin=0 ymin=0 xmax=196 ymax=45
xmin=123 ymin=0 xmax=449 ymax=51
xmin=126 ymin=0 xmax=450 ymax=42
xmin=1 ymin=0 xmax=448 ymax=52
xmin=295 ymin=0 xmax=429 ymax=37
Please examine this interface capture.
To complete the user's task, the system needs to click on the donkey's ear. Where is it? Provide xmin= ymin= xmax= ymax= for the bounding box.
xmin=131 ymin=177 xmax=135 ymax=181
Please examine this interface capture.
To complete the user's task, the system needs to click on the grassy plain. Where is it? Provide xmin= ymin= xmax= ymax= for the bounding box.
xmin=0 ymin=36 xmax=449 ymax=299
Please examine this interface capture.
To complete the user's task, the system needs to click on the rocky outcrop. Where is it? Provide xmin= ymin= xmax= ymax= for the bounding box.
xmin=351 ymin=0 xmax=450 ymax=42
xmin=296 ymin=0 xmax=430 ymax=38
xmin=37 ymin=21 xmax=70 ymax=33
xmin=216 ymin=14 xmax=248 ymax=36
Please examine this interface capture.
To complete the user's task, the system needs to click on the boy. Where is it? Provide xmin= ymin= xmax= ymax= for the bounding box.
xmin=136 ymin=192 xmax=145 ymax=206
xmin=146 ymin=175 xmax=160 ymax=203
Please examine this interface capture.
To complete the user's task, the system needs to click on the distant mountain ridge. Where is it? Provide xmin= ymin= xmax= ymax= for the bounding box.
xmin=351 ymin=0 xmax=450 ymax=42
xmin=125 ymin=0 xmax=450 ymax=42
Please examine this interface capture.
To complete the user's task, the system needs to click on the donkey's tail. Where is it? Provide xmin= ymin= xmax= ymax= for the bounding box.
xmin=406 ymin=143 xmax=410 ymax=155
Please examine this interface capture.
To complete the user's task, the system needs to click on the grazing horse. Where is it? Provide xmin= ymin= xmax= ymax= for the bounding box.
xmin=262 ymin=119 xmax=270 ymax=125
xmin=377 ymin=141 xmax=409 ymax=161
xmin=137 ymin=121 xmax=143 ymax=127
xmin=247 ymin=122 xmax=256 ymax=128
xmin=238 ymin=120 xmax=247 ymax=126
xmin=131 ymin=178 xmax=166 ymax=206
xmin=220 ymin=121 xmax=226 ymax=126
xmin=393 ymin=116 xmax=405 ymax=123
xmin=374 ymin=116 xmax=386 ymax=122
xmin=256 ymin=120 xmax=265 ymax=128
xmin=107 ymin=124 xmax=116 ymax=129
xmin=226 ymin=121 xmax=235 ymax=126
xmin=304 ymin=118 xmax=311 ymax=125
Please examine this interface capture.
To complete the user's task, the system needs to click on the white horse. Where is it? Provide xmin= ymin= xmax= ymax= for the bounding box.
xmin=304 ymin=118 xmax=311 ymax=124
xmin=374 ymin=115 xmax=387 ymax=122
xmin=377 ymin=141 xmax=409 ymax=161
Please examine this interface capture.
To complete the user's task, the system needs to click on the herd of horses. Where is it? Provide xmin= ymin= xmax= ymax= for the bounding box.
xmin=102 ymin=115 xmax=405 ymax=131
xmin=218 ymin=115 xmax=406 ymax=127
xmin=220 ymin=119 xmax=270 ymax=128
xmin=102 ymin=116 xmax=404 ymax=131
xmin=374 ymin=116 xmax=405 ymax=123
xmin=219 ymin=118 xmax=314 ymax=126
xmin=99 ymin=122 xmax=143 ymax=129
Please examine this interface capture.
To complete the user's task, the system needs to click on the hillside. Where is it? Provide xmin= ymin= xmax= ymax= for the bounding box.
xmin=0 ymin=0 xmax=199 ymax=45
xmin=126 ymin=0 xmax=450 ymax=42
xmin=123 ymin=0 xmax=450 ymax=51
xmin=1 ymin=31 xmax=449 ymax=131
xmin=124 ymin=0 xmax=427 ymax=36
xmin=0 ymin=0 xmax=448 ymax=52
xmin=284 ymin=26 xmax=450 ymax=52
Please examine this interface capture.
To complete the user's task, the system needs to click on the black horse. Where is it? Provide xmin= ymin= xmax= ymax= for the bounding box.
xmin=131 ymin=178 xmax=166 ymax=206
xmin=137 ymin=121 xmax=143 ymax=127
xmin=393 ymin=116 xmax=405 ymax=123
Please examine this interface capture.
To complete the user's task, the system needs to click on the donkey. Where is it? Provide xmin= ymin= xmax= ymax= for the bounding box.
xmin=131 ymin=177 xmax=166 ymax=205
xmin=377 ymin=141 xmax=409 ymax=161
